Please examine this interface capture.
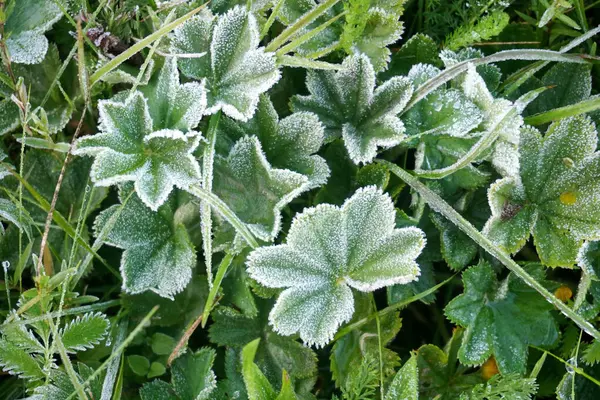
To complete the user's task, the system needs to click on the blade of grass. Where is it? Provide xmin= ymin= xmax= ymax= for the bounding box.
xmin=201 ymin=252 xmax=234 ymax=328
xmin=89 ymin=2 xmax=209 ymax=86
xmin=278 ymin=55 xmax=342 ymax=70
xmin=379 ymin=160 xmax=600 ymax=342
xmin=276 ymin=11 xmax=346 ymax=56
xmin=524 ymin=95 xmax=600 ymax=125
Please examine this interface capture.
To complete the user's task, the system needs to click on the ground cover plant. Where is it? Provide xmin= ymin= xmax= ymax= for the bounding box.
xmin=2 ymin=0 xmax=600 ymax=398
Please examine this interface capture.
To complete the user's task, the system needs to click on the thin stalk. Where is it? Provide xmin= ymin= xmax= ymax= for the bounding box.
xmin=402 ymin=49 xmax=590 ymax=114
xmin=574 ymin=272 xmax=593 ymax=312
xmin=525 ymin=95 xmax=600 ymax=125
xmin=201 ymin=112 xmax=222 ymax=289
xmin=3 ymin=300 xmax=121 ymax=327
xmin=266 ymin=0 xmax=340 ymax=52
xmin=261 ymin=0 xmax=285 ymax=39
xmin=65 ymin=306 xmax=160 ymax=400
xmin=370 ymin=294 xmax=384 ymax=400
xmin=100 ymin=319 xmax=129 ymax=400
xmin=278 ymin=54 xmax=342 ymax=70
xmin=276 ymin=11 xmax=346 ymax=56
xmin=379 ymin=160 xmax=600 ymax=341
xmin=187 ymin=185 xmax=259 ymax=248
xmin=202 ymin=253 xmax=234 ymax=328
xmin=334 ymin=274 xmax=456 ymax=341
xmin=54 ymin=335 xmax=89 ymax=400
xmin=89 ymin=2 xmax=209 ymax=85
xmin=531 ymin=345 xmax=600 ymax=387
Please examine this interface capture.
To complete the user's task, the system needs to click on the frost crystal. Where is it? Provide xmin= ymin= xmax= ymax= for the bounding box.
xmin=247 ymin=186 xmax=425 ymax=347
xmin=172 ymin=6 xmax=280 ymax=121
xmin=74 ymin=87 xmax=204 ymax=211
xmin=292 ymin=54 xmax=413 ymax=164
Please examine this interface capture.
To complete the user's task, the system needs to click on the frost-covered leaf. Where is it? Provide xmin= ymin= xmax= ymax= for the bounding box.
xmin=173 ymin=6 xmax=280 ymax=121
xmin=0 ymin=198 xmax=33 ymax=240
xmin=1 ymin=323 xmax=44 ymax=354
xmin=578 ymin=241 xmax=600 ymax=280
xmin=218 ymin=95 xmax=329 ymax=190
xmin=0 ymin=339 xmax=43 ymax=380
xmin=93 ymin=186 xmax=196 ymax=298
xmin=140 ymin=57 xmax=207 ymax=132
xmin=385 ymin=355 xmax=418 ymax=400
xmin=460 ymin=373 xmax=538 ymax=400
xmin=59 ymin=312 xmax=110 ymax=353
xmin=140 ymin=380 xmax=179 ymax=400
xmin=209 ymin=298 xmax=318 ymax=385
xmin=248 ymin=186 xmax=425 ymax=347
xmin=445 ymin=262 xmax=559 ymax=374
xmin=0 ymin=100 xmax=20 ymax=136
xmin=292 ymin=54 xmax=413 ymax=163
xmin=4 ymin=0 xmax=62 ymax=64
xmin=213 ymin=135 xmax=307 ymax=241
xmin=484 ymin=116 xmax=600 ymax=267
xmin=74 ymin=92 xmax=202 ymax=211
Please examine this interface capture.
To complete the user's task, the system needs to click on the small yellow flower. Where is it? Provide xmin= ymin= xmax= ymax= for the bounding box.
xmin=555 ymin=286 xmax=573 ymax=302
xmin=481 ymin=357 xmax=499 ymax=380
xmin=559 ymin=191 xmax=577 ymax=206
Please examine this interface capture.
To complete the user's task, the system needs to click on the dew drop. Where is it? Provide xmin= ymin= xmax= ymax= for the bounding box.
xmin=2 ymin=260 xmax=10 ymax=271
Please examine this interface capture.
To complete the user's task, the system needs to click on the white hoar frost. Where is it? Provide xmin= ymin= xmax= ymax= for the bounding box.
xmin=247 ymin=186 xmax=426 ymax=347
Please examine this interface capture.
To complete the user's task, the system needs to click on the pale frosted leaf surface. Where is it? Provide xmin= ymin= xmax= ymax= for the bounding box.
xmin=385 ymin=355 xmax=418 ymax=400
xmin=247 ymin=186 xmax=425 ymax=347
xmin=578 ymin=241 xmax=600 ymax=280
xmin=4 ymin=0 xmax=62 ymax=65
xmin=140 ymin=57 xmax=207 ymax=132
xmin=0 ymin=100 xmax=20 ymax=136
xmin=485 ymin=117 xmax=600 ymax=267
xmin=74 ymin=92 xmax=202 ymax=211
xmin=445 ymin=263 xmax=558 ymax=374
xmin=218 ymin=95 xmax=329 ymax=189
xmin=292 ymin=54 xmax=413 ymax=163
xmin=93 ymin=186 xmax=196 ymax=298
xmin=173 ymin=6 xmax=280 ymax=121
xmin=213 ymin=135 xmax=307 ymax=241
xmin=59 ymin=312 xmax=110 ymax=353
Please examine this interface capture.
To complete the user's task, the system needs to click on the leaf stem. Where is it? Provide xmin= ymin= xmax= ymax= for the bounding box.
xmin=530 ymin=345 xmax=600 ymax=387
xmin=379 ymin=160 xmax=600 ymax=341
xmin=261 ymin=0 xmax=285 ymax=39
xmin=201 ymin=111 xmax=222 ymax=288
xmin=524 ymin=96 xmax=600 ymax=125
xmin=334 ymin=274 xmax=456 ymax=341
xmin=370 ymin=294 xmax=384 ymax=400
xmin=187 ymin=185 xmax=259 ymax=249
xmin=266 ymin=0 xmax=340 ymax=52
xmin=201 ymin=252 xmax=234 ymax=328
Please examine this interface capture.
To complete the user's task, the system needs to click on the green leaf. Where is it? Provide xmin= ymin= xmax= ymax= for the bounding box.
xmin=248 ymin=186 xmax=425 ymax=347
xmin=578 ymin=241 xmax=600 ymax=280
xmin=151 ymin=333 xmax=176 ymax=356
xmin=148 ymin=362 xmax=167 ymax=379
xmin=128 ymin=355 xmax=151 ymax=376
xmin=1 ymin=323 xmax=44 ymax=354
xmin=445 ymin=262 xmax=559 ymax=374
xmin=291 ymin=54 xmax=413 ymax=164
xmin=0 ymin=339 xmax=43 ymax=380
xmin=218 ymin=94 xmax=329 ymax=190
xmin=460 ymin=373 xmax=538 ymax=400
xmin=140 ymin=57 xmax=207 ymax=132
xmin=74 ymin=92 xmax=203 ymax=211
xmin=171 ymin=348 xmax=217 ymax=400
xmin=59 ymin=312 xmax=110 ymax=353
xmin=4 ymin=0 xmax=62 ymax=64
xmin=140 ymin=380 xmax=179 ymax=400
xmin=444 ymin=11 xmax=510 ymax=51
xmin=213 ymin=135 xmax=307 ymax=241
xmin=242 ymin=339 xmax=278 ymax=400
xmin=385 ymin=355 xmax=418 ymax=400
xmin=382 ymin=33 xmax=440 ymax=79
xmin=209 ymin=298 xmax=318 ymax=385
xmin=173 ymin=6 xmax=280 ymax=121
xmin=0 ymin=198 xmax=33 ymax=240
xmin=484 ymin=116 xmax=600 ymax=267
xmin=0 ymin=99 xmax=20 ymax=136
xmin=93 ymin=186 xmax=196 ymax=298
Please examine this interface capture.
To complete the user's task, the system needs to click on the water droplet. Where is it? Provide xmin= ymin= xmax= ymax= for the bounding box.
xmin=85 ymin=185 xmax=91 ymax=193
xmin=566 ymin=356 xmax=577 ymax=375
xmin=2 ymin=260 xmax=10 ymax=271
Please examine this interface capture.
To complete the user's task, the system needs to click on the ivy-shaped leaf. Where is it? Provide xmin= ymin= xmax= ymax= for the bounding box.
xmin=4 ymin=0 xmax=62 ymax=64
xmin=292 ymin=54 xmax=413 ymax=164
xmin=218 ymin=95 xmax=329 ymax=190
xmin=93 ymin=185 xmax=196 ymax=298
xmin=59 ymin=312 xmax=110 ymax=353
xmin=247 ymin=186 xmax=425 ymax=347
xmin=140 ymin=348 xmax=217 ymax=400
xmin=213 ymin=135 xmax=308 ymax=242
xmin=445 ymin=262 xmax=559 ymax=374
xmin=172 ymin=6 xmax=280 ymax=121
xmin=74 ymin=91 xmax=203 ymax=211
xmin=484 ymin=116 xmax=600 ymax=267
